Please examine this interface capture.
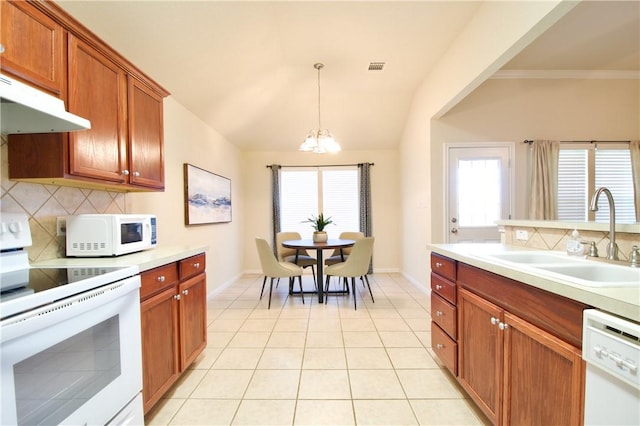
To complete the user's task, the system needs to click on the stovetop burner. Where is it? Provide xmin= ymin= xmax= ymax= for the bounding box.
xmin=1 ymin=213 xmax=138 ymax=320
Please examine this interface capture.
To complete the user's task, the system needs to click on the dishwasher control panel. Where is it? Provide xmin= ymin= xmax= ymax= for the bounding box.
xmin=583 ymin=309 xmax=640 ymax=390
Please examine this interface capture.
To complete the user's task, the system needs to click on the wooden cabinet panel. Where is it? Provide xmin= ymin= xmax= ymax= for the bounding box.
xmin=139 ymin=253 xmax=207 ymax=414
xmin=0 ymin=0 xmax=65 ymax=95
xmin=140 ymin=263 xmax=179 ymax=300
xmin=68 ymin=34 xmax=128 ymax=183
xmin=431 ymin=322 xmax=458 ymax=375
xmin=431 ymin=293 xmax=456 ymax=339
xmin=179 ymin=253 xmax=206 ymax=280
xmin=431 ymin=272 xmax=456 ymax=304
xmin=458 ymin=288 xmax=503 ymax=425
xmin=178 ymin=273 xmax=207 ymax=368
xmin=128 ymin=76 xmax=164 ymax=189
xmin=140 ymin=286 xmax=180 ymax=413
xmin=503 ymin=312 xmax=584 ymax=425
xmin=431 ymin=253 xmax=456 ymax=282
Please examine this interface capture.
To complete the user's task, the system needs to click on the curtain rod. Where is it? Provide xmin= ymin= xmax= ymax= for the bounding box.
xmin=266 ymin=163 xmax=374 ymax=168
xmin=523 ymin=139 xmax=630 ymax=144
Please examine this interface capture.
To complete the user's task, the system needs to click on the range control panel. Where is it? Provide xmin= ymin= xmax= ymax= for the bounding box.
xmin=0 ymin=213 xmax=32 ymax=251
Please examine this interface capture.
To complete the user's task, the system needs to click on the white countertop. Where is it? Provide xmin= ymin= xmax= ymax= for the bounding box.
xmin=34 ymin=245 xmax=208 ymax=273
xmin=427 ymin=243 xmax=640 ymax=323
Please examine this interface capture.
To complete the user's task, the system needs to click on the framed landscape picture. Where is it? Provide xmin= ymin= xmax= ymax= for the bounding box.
xmin=184 ymin=163 xmax=232 ymax=225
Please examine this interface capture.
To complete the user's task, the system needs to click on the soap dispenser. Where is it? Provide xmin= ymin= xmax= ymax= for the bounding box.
xmin=566 ymin=229 xmax=584 ymax=257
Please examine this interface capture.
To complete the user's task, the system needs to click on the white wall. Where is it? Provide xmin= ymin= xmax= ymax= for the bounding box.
xmin=399 ymin=1 xmax=572 ymax=287
xmin=430 ymin=77 xmax=640 ymax=242
xmin=241 ymin=149 xmax=400 ymax=274
xmin=131 ymin=97 xmax=244 ymax=294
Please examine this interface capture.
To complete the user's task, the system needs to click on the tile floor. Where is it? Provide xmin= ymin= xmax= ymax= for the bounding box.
xmin=145 ymin=273 xmax=490 ymax=425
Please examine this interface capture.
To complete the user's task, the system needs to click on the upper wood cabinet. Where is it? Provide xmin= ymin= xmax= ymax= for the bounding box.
xmin=5 ymin=0 xmax=169 ymax=192
xmin=68 ymin=34 xmax=129 ymax=184
xmin=0 ymin=0 xmax=65 ymax=96
xmin=127 ymin=76 xmax=165 ymax=189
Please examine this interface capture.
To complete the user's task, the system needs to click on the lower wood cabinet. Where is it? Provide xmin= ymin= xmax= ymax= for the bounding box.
xmin=140 ymin=253 xmax=207 ymax=413
xmin=458 ymin=287 xmax=584 ymax=425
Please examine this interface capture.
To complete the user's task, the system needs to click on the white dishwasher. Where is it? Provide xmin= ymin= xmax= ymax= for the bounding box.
xmin=582 ymin=309 xmax=640 ymax=425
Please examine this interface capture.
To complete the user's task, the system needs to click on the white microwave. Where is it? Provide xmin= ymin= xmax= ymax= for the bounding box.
xmin=66 ymin=214 xmax=157 ymax=257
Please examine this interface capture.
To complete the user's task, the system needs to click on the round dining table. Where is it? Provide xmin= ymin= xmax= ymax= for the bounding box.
xmin=282 ymin=238 xmax=355 ymax=303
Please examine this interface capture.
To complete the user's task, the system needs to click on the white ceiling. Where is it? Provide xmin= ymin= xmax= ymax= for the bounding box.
xmin=57 ymin=1 xmax=639 ymax=152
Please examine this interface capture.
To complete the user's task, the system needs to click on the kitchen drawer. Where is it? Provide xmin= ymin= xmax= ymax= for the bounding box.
xmin=140 ymin=263 xmax=179 ymax=300
xmin=431 ymin=272 xmax=456 ymax=305
xmin=431 ymin=293 xmax=456 ymax=339
xmin=431 ymin=253 xmax=456 ymax=282
xmin=179 ymin=253 xmax=206 ymax=280
xmin=431 ymin=321 xmax=458 ymax=376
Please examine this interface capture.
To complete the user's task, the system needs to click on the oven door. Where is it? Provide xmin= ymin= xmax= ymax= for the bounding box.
xmin=1 ymin=276 xmax=142 ymax=425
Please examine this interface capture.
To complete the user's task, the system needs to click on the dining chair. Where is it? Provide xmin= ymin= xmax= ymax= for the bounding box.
xmin=276 ymin=231 xmax=317 ymax=287
xmin=324 ymin=237 xmax=375 ymax=310
xmin=325 ymin=231 xmax=365 ymax=266
xmin=255 ymin=237 xmax=304 ymax=309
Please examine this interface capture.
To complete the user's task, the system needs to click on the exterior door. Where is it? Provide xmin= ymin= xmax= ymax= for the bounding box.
xmin=447 ymin=144 xmax=512 ymax=243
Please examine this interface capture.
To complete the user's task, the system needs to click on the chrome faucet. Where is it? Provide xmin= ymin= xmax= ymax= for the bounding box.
xmin=589 ymin=187 xmax=619 ymax=260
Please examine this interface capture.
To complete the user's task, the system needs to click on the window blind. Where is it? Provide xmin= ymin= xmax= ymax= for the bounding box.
xmin=280 ymin=167 xmax=359 ymax=239
xmin=595 ymin=150 xmax=635 ymax=223
xmin=557 ymin=147 xmax=635 ymax=223
xmin=557 ymin=150 xmax=588 ymax=221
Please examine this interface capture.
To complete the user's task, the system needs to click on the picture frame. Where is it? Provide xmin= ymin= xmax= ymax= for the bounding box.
xmin=184 ymin=163 xmax=232 ymax=225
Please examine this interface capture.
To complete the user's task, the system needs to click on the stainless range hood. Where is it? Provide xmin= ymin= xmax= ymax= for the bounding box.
xmin=0 ymin=73 xmax=91 ymax=134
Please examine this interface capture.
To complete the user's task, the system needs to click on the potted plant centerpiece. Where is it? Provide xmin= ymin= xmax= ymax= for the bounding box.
xmin=303 ymin=213 xmax=334 ymax=243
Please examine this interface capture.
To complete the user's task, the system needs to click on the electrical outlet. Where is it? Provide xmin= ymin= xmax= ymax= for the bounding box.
xmin=56 ymin=217 xmax=67 ymax=236
xmin=515 ymin=230 xmax=529 ymax=241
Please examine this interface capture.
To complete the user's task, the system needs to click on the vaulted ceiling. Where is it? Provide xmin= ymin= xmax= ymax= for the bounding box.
xmin=57 ymin=1 xmax=639 ymax=152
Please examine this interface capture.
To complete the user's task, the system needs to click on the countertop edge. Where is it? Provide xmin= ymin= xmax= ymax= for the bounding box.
xmin=33 ymin=245 xmax=209 ymax=272
xmin=427 ymin=243 xmax=640 ymax=323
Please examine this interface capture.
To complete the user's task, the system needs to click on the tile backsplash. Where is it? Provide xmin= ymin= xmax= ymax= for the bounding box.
xmin=1 ymin=136 xmax=128 ymax=262
xmin=502 ymin=225 xmax=639 ymax=263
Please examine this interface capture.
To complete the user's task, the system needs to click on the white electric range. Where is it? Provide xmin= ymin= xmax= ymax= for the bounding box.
xmin=0 ymin=212 xmax=144 ymax=425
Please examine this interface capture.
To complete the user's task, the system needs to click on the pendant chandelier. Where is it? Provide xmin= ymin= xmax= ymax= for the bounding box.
xmin=300 ymin=63 xmax=341 ymax=154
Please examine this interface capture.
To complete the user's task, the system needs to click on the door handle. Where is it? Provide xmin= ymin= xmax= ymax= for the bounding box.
xmin=450 ymin=228 xmax=458 ymax=234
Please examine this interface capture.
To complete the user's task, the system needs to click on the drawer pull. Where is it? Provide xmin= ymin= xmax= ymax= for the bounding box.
xmin=435 ymin=284 xmax=443 ymax=290
xmin=182 ymin=289 xmax=189 ymax=296
xmin=436 ymin=343 xmax=444 ymax=349
xmin=157 ymin=275 xmax=166 ymax=282
xmin=490 ymin=317 xmax=499 ymax=325
xmin=435 ymin=262 xmax=443 ymax=268
xmin=436 ymin=310 xmax=443 ymax=317
xmin=193 ymin=262 xmax=200 ymax=269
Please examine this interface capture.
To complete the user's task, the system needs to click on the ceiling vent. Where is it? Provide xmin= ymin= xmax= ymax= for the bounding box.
xmin=368 ymin=62 xmax=385 ymax=71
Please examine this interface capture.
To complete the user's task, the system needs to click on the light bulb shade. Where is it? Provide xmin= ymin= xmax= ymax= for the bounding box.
xmin=300 ymin=129 xmax=340 ymax=153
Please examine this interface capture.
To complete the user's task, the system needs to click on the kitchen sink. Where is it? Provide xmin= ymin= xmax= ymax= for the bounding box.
xmin=536 ymin=264 xmax=640 ymax=287
xmin=488 ymin=252 xmax=574 ymax=264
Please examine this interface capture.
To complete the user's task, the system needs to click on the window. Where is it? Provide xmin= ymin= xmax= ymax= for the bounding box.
xmin=280 ymin=167 xmax=359 ymax=238
xmin=557 ymin=144 xmax=635 ymax=223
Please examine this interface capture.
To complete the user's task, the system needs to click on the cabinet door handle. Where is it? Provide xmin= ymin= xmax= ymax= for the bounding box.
xmin=490 ymin=317 xmax=499 ymax=325
xmin=435 ymin=262 xmax=443 ymax=268
xmin=174 ymin=294 xmax=181 ymax=300
xmin=133 ymin=171 xmax=140 ymax=177
xmin=435 ymin=284 xmax=443 ymax=290
xmin=498 ymin=322 xmax=509 ymax=330
xmin=193 ymin=262 xmax=200 ymax=269
xmin=436 ymin=310 xmax=443 ymax=317
xmin=182 ymin=289 xmax=189 ymax=296
xmin=121 ymin=169 xmax=130 ymax=176
xmin=436 ymin=343 xmax=444 ymax=349
xmin=157 ymin=275 xmax=165 ymax=282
